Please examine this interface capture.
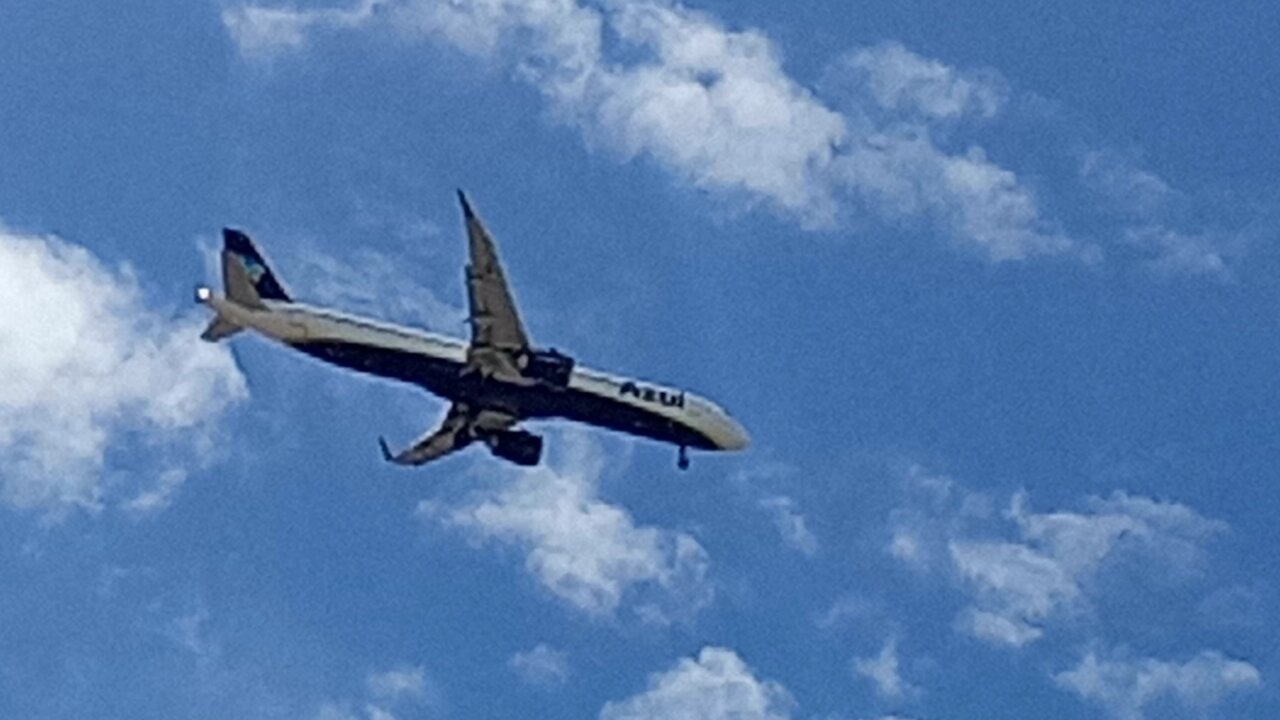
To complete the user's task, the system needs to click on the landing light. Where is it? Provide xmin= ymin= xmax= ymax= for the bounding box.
xmin=195 ymin=285 xmax=212 ymax=303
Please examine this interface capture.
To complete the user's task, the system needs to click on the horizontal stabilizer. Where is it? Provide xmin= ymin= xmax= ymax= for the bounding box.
xmin=200 ymin=317 xmax=243 ymax=342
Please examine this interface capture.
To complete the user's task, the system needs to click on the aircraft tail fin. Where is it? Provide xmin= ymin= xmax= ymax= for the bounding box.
xmin=222 ymin=228 xmax=291 ymax=303
xmin=197 ymin=228 xmax=290 ymax=343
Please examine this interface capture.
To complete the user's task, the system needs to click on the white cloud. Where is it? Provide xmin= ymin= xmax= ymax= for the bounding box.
xmin=853 ymin=638 xmax=916 ymax=699
xmin=418 ymin=431 xmax=712 ymax=621
xmin=0 ymin=224 xmax=247 ymax=515
xmin=949 ymin=541 xmax=1077 ymax=647
xmin=223 ymin=0 xmax=384 ymax=56
xmin=835 ymin=136 xmax=1071 ymax=260
xmin=288 ymin=243 xmax=465 ymax=333
xmin=391 ymin=0 xmax=604 ymax=101
xmin=1054 ymin=648 xmax=1261 ymax=720
xmin=121 ymin=467 xmax=188 ymax=515
xmin=315 ymin=703 xmax=398 ymax=720
xmin=168 ymin=605 xmax=216 ymax=658
xmin=1081 ymin=150 xmax=1233 ymax=278
xmin=759 ymin=495 xmax=818 ymax=556
xmin=946 ymin=490 xmax=1225 ymax=647
xmin=886 ymin=465 xmax=989 ymax=573
xmin=887 ymin=529 xmax=925 ymax=568
xmin=1080 ymin=151 xmax=1176 ymax=219
xmin=223 ymin=0 xmax=1071 ymax=260
xmin=510 ymin=644 xmax=570 ymax=687
xmin=955 ymin=608 xmax=1044 ymax=648
xmin=599 ymin=647 xmax=794 ymax=720
xmin=366 ymin=666 xmax=427 ymax=701
xmin=887 ymin=468 xmax=1226 ymax=649
xmin=815 ymin=595 xmax=876 ymax=629
xmin=1125 ymin=227 xmax=1228 ymax=279
xmin=316 ymin=703 xmax=362 ymax=720
xmin=583 ymin=2 xmax=847 ymax=225
xmin=844 ymin=42 xmax=1007 ymax=120
xmin=320 ymin=664 xmax=434 ymax=720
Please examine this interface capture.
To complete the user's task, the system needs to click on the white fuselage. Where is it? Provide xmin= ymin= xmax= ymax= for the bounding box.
xmin=205 ymin=295 xmax=749 ymax=451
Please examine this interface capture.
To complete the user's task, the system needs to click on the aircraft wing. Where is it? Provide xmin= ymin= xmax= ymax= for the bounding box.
xmin=459 ymin=192 xmax=530 ymax=379
xmin=379 ymin=403 xmax=517 ymax=466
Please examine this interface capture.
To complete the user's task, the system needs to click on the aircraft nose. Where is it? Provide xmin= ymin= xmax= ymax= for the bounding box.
xmin=718 ymin=416 xmax=750 ymax=451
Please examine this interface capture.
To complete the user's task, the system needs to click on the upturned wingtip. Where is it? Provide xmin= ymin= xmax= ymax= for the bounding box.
xmin=457 ymin=189 xmax=474 ymax=218
xmin=378 ymin=437 xmax=395 ymax=463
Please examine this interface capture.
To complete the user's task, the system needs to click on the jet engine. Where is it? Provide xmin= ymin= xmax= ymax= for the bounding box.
xmin=487 ymin=429 xmax=543 ymax=466
xmin=523 ymin=348 xmax=575 ymax=387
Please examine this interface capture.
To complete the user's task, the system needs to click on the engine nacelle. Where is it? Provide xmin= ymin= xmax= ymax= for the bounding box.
xmin=523 ymin=348 xmax=575 ymax=387
xmin=487 ymin=430 xmax=543 ymax=466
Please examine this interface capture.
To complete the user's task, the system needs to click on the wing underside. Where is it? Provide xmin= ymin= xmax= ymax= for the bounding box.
xmin=459 ymin=192 xmax=530 ymax=381
xmin=380 ymin=404 xmax=517 ymax=466
xmin=380 ymin=192 xmax=541 ymax=468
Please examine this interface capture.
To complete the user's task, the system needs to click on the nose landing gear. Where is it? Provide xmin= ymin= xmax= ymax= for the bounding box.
xmin=677 ymin=445 xmax=690 ymax=471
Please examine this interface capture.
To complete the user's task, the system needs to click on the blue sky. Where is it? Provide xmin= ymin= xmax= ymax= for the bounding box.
xmin=2 ymin=1 xmax=1278 ymax=718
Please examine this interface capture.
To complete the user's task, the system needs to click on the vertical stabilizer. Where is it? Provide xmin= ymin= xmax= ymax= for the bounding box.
xmin=221 ymin=247 xmax=267 ymax=309
xmin=222 ymin=228 xmax=291 ymax=302
xmin=198 ymin=229 xmax=291 ymax=342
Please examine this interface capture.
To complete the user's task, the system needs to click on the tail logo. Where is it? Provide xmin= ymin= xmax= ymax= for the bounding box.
xmin=239 ymin=254 xmax=267 ymax=284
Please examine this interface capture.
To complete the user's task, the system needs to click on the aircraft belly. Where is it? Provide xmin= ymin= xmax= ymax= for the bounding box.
xmin=290 ymin=340 xmax=467 ymax=398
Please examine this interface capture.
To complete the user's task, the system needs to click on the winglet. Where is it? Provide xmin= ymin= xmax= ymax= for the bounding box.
xmin=457 ymin=189 xmax=475 ymax=219
xmin=378 ymin=436 xmax=396 ymax=463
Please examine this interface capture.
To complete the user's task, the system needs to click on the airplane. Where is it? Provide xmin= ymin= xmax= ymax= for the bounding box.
xmin=195 ymin=191 xmax=749 ymax=470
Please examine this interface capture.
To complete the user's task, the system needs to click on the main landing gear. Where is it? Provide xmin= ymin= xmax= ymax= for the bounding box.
xmin=677 ymin=445 xmax=690 ymax=471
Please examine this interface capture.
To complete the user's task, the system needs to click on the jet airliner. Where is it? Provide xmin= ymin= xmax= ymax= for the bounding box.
xmin=196 ymin=192 xmax=748 ymax=469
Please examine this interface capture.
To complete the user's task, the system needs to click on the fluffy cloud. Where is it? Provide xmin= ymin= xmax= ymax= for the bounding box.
xmin=418 ymin=432 xmax=712 ymax=621
xmin=366 ymin=666 xmax=428 ymax=701
xmin=222 ymin=0 xmax=1070 ymax=259
xmin=0 ymin=224 xmax=247 ymax=515
xmin=509 ymin=644 xmax=570 ymax=687
xmin=1081 ymin=150 xmax=1232 ymax=278
xmin=1124 ymin=227 xmax=1228 ymax=279
xmin=1054 ymin=648 xmax=1261 ymax=720
xmin=223 ymin=0 xmax=383 ymax=56
xmin=599 ymin=647 xmax=794 ymax=720
xmin=1080 ymin=150 xmax=1176 ymax=220
xmin=287 ymin=243 xmax=465 ymax=333
xmin=853 ymin=638 xmax=916 ymax=699
xmin=835 ymin=136 xmax=1069 ymax=260
xmin=948 ymin=540 xmax=1077 ymax=646
xmin=319 ymin=665 xmax=434 ymax=720
xmin=949 ymin=490 xmax=1225 ymax=647
xmin=843 ymin=42 xmax=1007 ymax=120
xmin=758 ymin=495 xmax=818 ymax=556
xmin=886 ymin=468 xmax=1226 ymax=649
xmin=885 ymin=465 xmax=990 ymax=573
xmin=582 ymin=2 xmax=847 ymax=224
